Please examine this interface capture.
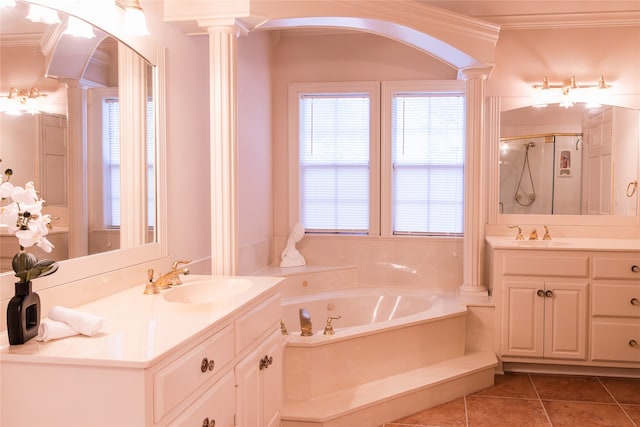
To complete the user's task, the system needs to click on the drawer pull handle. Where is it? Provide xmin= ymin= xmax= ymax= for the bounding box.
xmin=200 ymin=358 xmax=215 ymax=373
xmin=545 ymin=290 xmax=554 ymax=298
xmin=537 ymin=289 xmax=545 ymax=297
xmin=259 ymin=355 xmax=274 ymax=370
xmin=629 ymin=340 xmax=638 ymax=348
xmin=632 ymin=265 xmax=640 ymax=273
xmin=202 ymin=417 xmax=216 ymax=427
xmin=631 ymin=298 xmax=639 ymax=306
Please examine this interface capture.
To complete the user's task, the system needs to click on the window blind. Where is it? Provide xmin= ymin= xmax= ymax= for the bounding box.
xmin=392 ymin=94 xmax=465 ymax=234
xmin=104 ymin=98 xmax=120 ymax=228
xmin=299 ymin=95 xmax=370 ymax=233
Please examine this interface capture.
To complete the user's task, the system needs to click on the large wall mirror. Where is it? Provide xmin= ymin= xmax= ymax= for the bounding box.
xmin=494 ymin=96 xmax=640 ymax=227
xmin=0 ymin=0 xmax=165 ymax=291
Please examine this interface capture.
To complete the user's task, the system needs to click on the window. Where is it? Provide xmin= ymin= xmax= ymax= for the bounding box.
xmin=101 ymin=96 xmax=155 ymax=229
xmin=291 ymin=81 xmax=465 ymax=237
xmin=390 ymin=93 xmax=465 ymax=234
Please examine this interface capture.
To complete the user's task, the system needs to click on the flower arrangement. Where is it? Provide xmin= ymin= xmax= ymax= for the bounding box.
xmin=0 ymin=166 xmax=58 ymax=282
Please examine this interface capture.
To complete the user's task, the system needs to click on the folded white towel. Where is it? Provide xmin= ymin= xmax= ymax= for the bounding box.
xmin=37 ymin=320 xmax=79 ymax=342
xmin=48 ymin=306 xmax=105 ymax=337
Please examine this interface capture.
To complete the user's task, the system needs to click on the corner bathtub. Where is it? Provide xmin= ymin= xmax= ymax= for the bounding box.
xmin=280 ymin=287 xmax=468 ymax=401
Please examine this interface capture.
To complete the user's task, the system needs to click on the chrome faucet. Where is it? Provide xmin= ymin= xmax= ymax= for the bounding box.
xmin=154 ymin=260 xmax=191 ymax=290
xmin=299 ymin=308 xmax=313 ymax=336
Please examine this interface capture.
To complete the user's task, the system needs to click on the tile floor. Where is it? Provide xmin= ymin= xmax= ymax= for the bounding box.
xmin=384 ymin=373 xmax=640 ymax=427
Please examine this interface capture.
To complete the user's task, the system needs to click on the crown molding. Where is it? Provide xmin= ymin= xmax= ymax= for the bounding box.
xmin=483 ymin=11 xmax=640 ymax=29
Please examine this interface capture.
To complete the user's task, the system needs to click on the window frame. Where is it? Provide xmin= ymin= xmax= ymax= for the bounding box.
xmin=289 ymin=80 xmax=466 ymax=238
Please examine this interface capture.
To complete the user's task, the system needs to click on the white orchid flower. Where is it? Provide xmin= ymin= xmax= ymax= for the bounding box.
xmin=0 ymin=181 xmax=14 ymax=199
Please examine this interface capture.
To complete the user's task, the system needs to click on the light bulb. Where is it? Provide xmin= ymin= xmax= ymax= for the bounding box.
xmin=123 ymin=6 xmax=150 ymax=36
xmin=64 ymin=16 xmax=96 ymax=39
xmin=26 ymin=4 xmax=61 ymax=24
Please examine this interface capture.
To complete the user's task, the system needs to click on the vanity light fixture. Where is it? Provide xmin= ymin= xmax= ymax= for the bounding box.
xmin=0 ymin=87 xmax=47 ymax=115
xmin=115 ymin=0 xmax=150 ymax=36
xmin=26 ymin=3 xmax=60 ymax=25
xmin=531 ymin=75 xmax=612 ymax=109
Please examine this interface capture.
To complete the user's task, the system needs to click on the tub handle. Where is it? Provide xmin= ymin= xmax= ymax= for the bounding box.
xmin=323 ymin=316 xmax=342 ymax=336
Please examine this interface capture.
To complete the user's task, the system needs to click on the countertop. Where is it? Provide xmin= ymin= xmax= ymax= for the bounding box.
xmin=486 ymin=236 xmax=640 ymax=251
xmin=0 ymin=275 xmax=282 ymax=368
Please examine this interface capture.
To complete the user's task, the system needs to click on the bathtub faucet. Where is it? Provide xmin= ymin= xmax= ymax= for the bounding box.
xmin=299 ymin=308 xmax=313 ymax=336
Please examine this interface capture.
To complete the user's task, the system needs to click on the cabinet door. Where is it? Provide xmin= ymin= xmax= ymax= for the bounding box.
xmin=235 ymin=347 xmax=262 ymax=427
xmin=261 ymin=330 xmax=283 ymax=427
xmin=167 ymin=372 xmax=235 ymax=427
xmin=502 ymin=281 xmax=545 ymax=357
xmin=544 ymin=282 xmax=588 ymax=360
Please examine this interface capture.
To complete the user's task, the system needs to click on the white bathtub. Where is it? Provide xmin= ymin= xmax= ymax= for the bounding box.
xmin=280 ymin=287 xmax=468 ymax=401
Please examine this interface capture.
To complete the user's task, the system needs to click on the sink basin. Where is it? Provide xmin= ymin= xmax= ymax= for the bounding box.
xmin=498 ymin=239 xmax=570 ymax=248
xmin=163 ymin=278 xmax=253 ymax=304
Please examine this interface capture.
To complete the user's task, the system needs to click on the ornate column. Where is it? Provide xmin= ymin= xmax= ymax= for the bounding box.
xmin=64 ymin=80 xmax=89 ymax=258
xmin=458 ymin=67 xmax=492 ymax=299
xmin=119 ymin=44 xmax=149 ymax=248
xmin=205 ymin=20 xmax=243 ymax=275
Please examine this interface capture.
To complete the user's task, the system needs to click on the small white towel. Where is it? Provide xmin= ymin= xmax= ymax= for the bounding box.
xmin=48 ymin=306 xmax=105 ymax=337
xmin=37 ymin=320 xmax=79 ymax=342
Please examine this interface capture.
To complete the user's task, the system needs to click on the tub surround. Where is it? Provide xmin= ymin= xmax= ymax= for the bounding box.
xmin=0 ymin=274 xmax=283 ymax=426
xmin=486 ymin=236 xmax=640 ymax=376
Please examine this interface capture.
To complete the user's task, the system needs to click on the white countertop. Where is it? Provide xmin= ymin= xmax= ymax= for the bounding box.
xmin=0 ymin=275 xmax=282 ymax=368
xmin=486 ymin=236 xmax=640 ymax=251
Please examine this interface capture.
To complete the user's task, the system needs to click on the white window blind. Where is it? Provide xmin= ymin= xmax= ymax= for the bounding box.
xmin=104 ymin=98 xmax=120 ymax=228
xmin=103 ymin=98 xmax=155 ymax=229
xmin=392 ymin=94 xmax=465 ymax=234
xmin=299 ymin=94 xmax=370 ymax=233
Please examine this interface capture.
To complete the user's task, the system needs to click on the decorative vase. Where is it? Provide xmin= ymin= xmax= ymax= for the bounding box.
xmin=6 ymin=281 xmax=41 ymax=345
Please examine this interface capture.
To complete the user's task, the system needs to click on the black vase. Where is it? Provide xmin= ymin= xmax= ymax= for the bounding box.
xmin=6 ymin=281 xmax=41 ymax=345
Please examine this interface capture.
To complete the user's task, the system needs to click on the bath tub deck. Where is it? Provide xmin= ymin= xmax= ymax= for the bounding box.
xmin=262 ymin=265 xmax=497 ymax=427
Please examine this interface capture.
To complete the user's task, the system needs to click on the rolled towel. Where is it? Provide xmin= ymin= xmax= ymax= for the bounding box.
xmin=37 ymin=320 xmax=79 ymax=342
xmin=48 ymin=306 xmax=105 ymax=336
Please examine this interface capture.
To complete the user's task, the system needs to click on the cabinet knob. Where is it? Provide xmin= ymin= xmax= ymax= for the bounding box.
xmin=200 ymin=357 xmax=215 ymax=373
xmin=545 ymin=290 xmax=554 ymax=298
xmin=202 ymin=417 xmax=215 ymax=427
xmin=631 ymin=298 xmax=639 ymax=306
xmin=629 ymin=340 xmax=638 ymax=348
xmin=537 ymin=289 xmax=545 ymax=297
xmin=632 ymin=265 xmax=640 ymax=273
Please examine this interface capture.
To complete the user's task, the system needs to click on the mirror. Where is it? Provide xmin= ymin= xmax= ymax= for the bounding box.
xmin=0 ymin=1 xmax=159 ymax=276
xmin=499 ymin=103 xmax=639 ymax=216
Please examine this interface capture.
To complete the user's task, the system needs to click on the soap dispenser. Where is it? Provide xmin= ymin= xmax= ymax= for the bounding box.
xmin=6 ymin=281 xmax=41 ymax=345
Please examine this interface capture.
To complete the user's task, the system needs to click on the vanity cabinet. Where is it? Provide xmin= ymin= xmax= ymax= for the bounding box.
xmin=235 ymin=329 xmax=283 ymax=427
xmin=502 ymin=280 xmax=588 ymax=360
xmin=497 ymin=252 xmax=589 ymax=360
xmin=490 ymin=242 xmax=640 ymax=370
xmin=590 ymin=254 xmax=640 ymax=364
xmin=0 ymin=276 xmax=284 ymax=427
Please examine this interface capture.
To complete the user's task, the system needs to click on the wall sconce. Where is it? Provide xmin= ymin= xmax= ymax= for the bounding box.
xmin=0 ymin=87 xmax=48 ymax=115
xmin=115 ymin=0 xmax=150 ymax=36
xmin=531 ymin=75 xmax=612 ymax=108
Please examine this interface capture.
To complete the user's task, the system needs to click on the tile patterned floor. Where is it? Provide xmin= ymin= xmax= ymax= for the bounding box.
xmin=384 ymin=373 xmax=640 ymax=427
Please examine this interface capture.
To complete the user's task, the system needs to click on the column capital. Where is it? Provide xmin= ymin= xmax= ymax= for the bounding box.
xmin=201 ymin=18 xmax=251 ymax=36
xmin=458 ymin=66 xmax=493 ymax=81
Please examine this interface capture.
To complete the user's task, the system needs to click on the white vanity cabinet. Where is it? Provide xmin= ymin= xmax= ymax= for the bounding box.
xmin=495 ymin=251 xmax=589 ymax=361
xmin=590 ymin=254 xmax=640 ymax=364
xmin=489 ymin=239 xmax=640 ymax=370
xmin=0 ymin=275 xmax=284 ymax=427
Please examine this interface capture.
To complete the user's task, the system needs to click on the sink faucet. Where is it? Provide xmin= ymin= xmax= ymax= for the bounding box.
xmin=299 ymin=308 xmax=313 ymax=336
xmin=154 ymin=260 xmax=191 ymax=290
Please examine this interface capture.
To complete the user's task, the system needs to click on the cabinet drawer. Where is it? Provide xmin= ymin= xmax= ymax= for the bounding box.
xmin=236 ymin=292 xmax=281 ymax=354
xmin=168 ymin=372 xmax=235 ymax=427
xmin=592 ymin=284 xmax=640 ymax=318
xmin=501 ymin=254 xmax=589 ymax=277
xmin=592 ymin=255 xmax=640 ymax=280
xmin=154 ymin=324 xmax=234 ymax=422
xmin=591 ymin=320 xmax=640 ymax=363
